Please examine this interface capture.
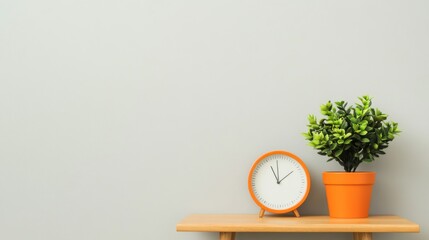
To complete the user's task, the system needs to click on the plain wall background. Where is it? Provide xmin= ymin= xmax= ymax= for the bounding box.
xmin=1 ymin=1 xmax=428 ymax=239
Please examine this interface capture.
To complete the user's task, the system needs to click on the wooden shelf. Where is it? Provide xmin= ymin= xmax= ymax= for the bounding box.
xmin=177 ymin=214 xmax=419 ymax=240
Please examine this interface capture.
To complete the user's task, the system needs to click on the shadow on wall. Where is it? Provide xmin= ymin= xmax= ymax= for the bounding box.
xmin=299 ymin=166 xmax=329 ymax=216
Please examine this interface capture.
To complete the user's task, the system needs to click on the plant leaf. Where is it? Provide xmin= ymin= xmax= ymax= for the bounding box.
xmin=334 ymin=148 xmax=343 ymax=157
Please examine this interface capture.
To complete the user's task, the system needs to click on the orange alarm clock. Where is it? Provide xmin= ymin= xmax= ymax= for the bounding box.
xmin=248 ymin=150 xmax=311 ymax=218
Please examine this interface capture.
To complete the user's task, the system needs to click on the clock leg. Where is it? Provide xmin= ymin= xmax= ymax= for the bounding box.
xmin=293 ymin=209 xmax=300 ymax=217
xmin=219 ymin=232 xmax=235 ymax=240
xmin=259 ymin=209 xmax=265 ymax=218
xmin=353 ymin=232 xmax=372 ymax=240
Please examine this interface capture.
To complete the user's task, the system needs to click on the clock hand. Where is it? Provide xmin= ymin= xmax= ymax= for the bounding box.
xmin=270 ymin=166 xmax=279 ymax=183
xmin=276 ymin=160 xmax=279 ymax=183
xmin=279 ymin=171 xmax=294 ymax=184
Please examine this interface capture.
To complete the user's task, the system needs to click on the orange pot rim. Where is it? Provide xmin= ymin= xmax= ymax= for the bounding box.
xmin=323 ymin=171 xmax=376 ymax=185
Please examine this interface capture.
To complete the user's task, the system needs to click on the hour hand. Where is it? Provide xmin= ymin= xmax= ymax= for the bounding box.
xmin=270 ymin=166 xmax=279 ymax=183
xmin=279 ymin=171 xmax=294 ymax=183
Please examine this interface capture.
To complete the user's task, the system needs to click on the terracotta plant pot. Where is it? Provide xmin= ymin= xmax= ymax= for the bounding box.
xmin=323 ymin=171 xmax=376 ymax=218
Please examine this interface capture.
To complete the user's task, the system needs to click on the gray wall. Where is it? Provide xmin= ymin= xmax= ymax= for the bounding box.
xmin=1 ymin=1 xmax=427 ymax=240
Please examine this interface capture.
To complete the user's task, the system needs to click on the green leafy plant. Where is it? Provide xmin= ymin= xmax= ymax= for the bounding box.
xmin=303 ymin=95 xmax=400 ymax=172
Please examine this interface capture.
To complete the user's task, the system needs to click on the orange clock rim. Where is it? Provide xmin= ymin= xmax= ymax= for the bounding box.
xmin=247 ymin=150 xmax=311 ymax=214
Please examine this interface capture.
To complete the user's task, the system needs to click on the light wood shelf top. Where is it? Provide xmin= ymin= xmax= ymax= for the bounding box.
xmin=176 ymin=214 xmax=420 ymax=233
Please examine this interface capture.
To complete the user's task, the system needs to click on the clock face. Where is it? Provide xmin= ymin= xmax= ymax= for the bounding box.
xmin=248 ymin=151 xmax=310 ymax=213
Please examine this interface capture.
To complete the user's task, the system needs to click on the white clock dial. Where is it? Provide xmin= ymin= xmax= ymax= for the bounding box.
xmin=249 ymin=152 xmax=310 ymax=213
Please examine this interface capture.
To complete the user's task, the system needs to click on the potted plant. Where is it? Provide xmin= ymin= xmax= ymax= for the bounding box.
xmin=303 ymin=95 xmax=400 ymax=218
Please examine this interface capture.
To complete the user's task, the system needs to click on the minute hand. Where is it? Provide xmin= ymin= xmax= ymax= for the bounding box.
xmin=270 ymin=166 xmax=279 ymax=182
xmin=279 ymin=171 xmax=294 ymax=183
